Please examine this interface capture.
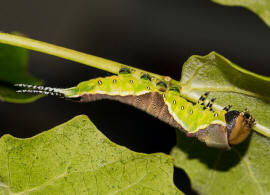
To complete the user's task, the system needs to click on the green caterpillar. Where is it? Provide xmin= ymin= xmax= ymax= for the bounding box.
xmin=15 ymin=67 xmax=255 ymax=149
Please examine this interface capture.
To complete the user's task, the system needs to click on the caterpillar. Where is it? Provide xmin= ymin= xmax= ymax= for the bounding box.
xmin=15 ymin=67 xmax=255 ymax=149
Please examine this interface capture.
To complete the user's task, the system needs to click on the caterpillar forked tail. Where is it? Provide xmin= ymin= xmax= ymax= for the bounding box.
xmin=15 ymin=84 xmax=65 ymax=97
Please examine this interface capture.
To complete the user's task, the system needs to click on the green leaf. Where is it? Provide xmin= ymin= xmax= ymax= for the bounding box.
xmin=0 ymin=115 xmax=183 ymax=195
xmin=180 ymin=51 xmax=270 ymax=138
xmin=171 ymin=131 xmax=270 ymax=195
xmin=0 ymin=42 xmax=43 ymax=103
xmin=172 ymin=52 xmax=270 ymax=194
xmin=211 ymin=0 xmax=270 ymax=27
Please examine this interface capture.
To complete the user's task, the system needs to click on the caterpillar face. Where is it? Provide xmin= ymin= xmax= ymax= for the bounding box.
xmin=225 ymin=110 xmax=255 ymax=145
xmin=196 ymin=110 xmax=255 ymax=149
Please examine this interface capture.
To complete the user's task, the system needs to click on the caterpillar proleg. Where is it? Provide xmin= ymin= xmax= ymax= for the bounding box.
xmin=16 ymin=67 xmax=255 ymax=149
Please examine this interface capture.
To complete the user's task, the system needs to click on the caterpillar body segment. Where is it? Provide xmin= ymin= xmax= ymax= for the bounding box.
xmin=16 ymin=68 xmax=255 ymax=149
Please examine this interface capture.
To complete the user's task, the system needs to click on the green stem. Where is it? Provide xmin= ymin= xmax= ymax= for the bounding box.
xmin=0 ymin=32 xmax=176 ymax=83
xmin=0 ymin=32 xmax=122 ymax=74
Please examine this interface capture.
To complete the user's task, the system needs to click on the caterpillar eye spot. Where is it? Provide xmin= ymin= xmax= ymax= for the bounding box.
xmin=190 ymin=110 xmax=193 ymax=115
xmin=147 ymin=86 xmax=151 ymax=90
xmin=173 ymin=100 xmax=176 ymax=104
xmin=113 ymin=79 xmax=117 ymax=83
xmin=140 ymin=74 xmax=151 ymax=81
xmin=119 ymin=67 xmax=131 ymax=74
xmin=129 ymin=80 xmax=134 ymax=84
xmin=169 ymin=86 xmax=180 ymax=93
xmin=214 ymin=113 xmax=218 ymax=117
xmin=181 ymin=106 xmax=184 ymax=110
xmin=156 ymin=81 xmax=167 ymax=88
xmin=98 ymin=80 xmax=102 ymax=85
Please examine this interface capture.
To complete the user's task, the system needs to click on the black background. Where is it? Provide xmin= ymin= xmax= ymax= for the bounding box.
xmin=1 ymin=0 xmax=270 ymax=194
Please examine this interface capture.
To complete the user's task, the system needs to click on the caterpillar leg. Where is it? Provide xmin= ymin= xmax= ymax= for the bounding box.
xmin=198 ymin=92 xmax=209 ymax=105
xmin=206 ymin=98 xmax=216 ymax=111
xmin=15 ymin=84 xmax=64 ymax=97
xmin=223 ymin=105 xmax=232 ymax=112
xmin=242 ymin=108 xmax=256 ymax=126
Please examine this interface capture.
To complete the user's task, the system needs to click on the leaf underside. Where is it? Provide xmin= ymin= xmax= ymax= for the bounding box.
xmin=0 ymin=115 xmax=183 ymax=195
xmin=171 ymin=51 xmax=270 ymax=195
xmin=180 ymin=51 xmax=270 ymax=138
xmin=171 ymin=130 xmax=270 ymax=195
xmin=0 ymin=42 xmax=43 ymax=103
xmin=211 ymin=0 xmax=270 ymax=27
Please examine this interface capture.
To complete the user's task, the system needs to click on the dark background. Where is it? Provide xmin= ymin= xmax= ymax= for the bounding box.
xmin=1 ymin=0 xmax=270 ymax=194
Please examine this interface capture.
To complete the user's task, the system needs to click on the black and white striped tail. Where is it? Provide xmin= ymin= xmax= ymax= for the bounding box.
xmin=15 ymin=84 xmax=65 ymax=97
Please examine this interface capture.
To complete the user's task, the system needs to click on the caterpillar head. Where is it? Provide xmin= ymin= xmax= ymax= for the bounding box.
xmin=225 ymin=110 xmax=255 ymax=145
xmin=196 ymin=110 xmax=255 ymax=149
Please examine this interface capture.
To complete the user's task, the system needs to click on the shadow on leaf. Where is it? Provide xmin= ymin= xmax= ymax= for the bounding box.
xmin=174 ymin=130 xmax=251 ymax=171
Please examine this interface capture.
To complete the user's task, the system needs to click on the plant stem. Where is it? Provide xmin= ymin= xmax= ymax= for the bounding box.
xmin=0 ymin=32 xmax=175 ymax=83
